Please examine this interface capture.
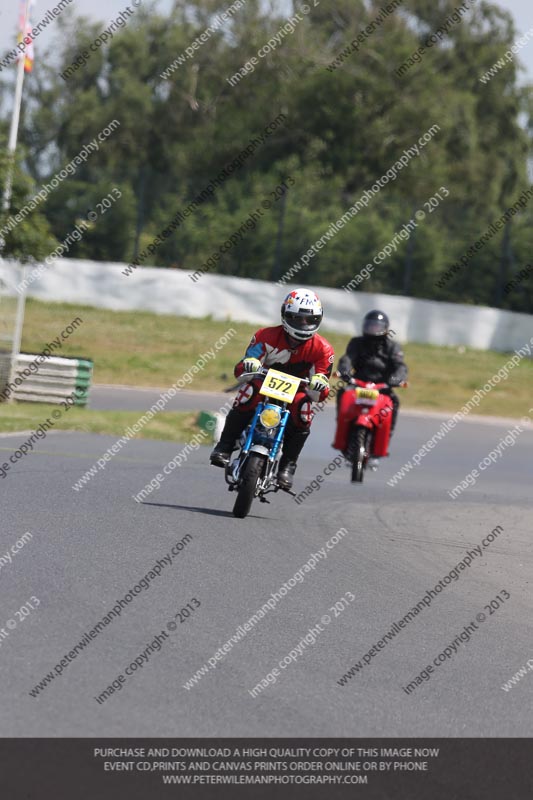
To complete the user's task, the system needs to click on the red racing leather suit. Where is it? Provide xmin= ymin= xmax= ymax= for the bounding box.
xmin=233 ymin=326 xmax=334 ymax=429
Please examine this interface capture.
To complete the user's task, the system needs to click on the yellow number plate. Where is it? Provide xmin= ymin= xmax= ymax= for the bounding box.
xmin=260 ymin=369 xmax=301 ymax=403
xmin=355 ymin=387 xmax=379 ymax=401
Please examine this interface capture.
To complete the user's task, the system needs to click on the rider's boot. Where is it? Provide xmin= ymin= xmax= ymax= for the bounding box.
xmin=210 ymin=408 xmax=252 ymax=468
xmin=278 ymin=427 xmax=309 ymax=490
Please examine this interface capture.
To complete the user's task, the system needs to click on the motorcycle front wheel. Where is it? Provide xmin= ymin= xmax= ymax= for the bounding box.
xmin=233 ymin=453 xmax=265 ymax=518
xmin=350 ymin=426 xmax=371 ymax=483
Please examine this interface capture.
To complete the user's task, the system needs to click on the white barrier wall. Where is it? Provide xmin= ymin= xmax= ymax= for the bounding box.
xmin=3 ymin=257 xmax=532 ymax=352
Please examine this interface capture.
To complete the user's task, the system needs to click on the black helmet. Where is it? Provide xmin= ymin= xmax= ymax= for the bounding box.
xmin=362 ymin=310 xmax=389 ymax=337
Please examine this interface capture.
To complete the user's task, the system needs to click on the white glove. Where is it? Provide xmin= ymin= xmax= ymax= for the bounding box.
xmin=242 ymin=357 xmax=262 ymax=374
xmin=309 ymin=374 xmax=329 ymax=393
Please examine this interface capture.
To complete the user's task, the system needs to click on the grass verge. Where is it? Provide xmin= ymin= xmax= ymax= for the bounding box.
xmin=0 ymin=403 xmax=203 ymax=442
xmin=12 ymin=298 xmax=533 ymax=420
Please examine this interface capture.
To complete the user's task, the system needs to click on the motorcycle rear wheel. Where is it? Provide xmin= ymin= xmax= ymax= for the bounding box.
xmin=233 ymin=453 xmax=265 ymax=518
xmin=350 ymin=426 xmax=370 ymax=483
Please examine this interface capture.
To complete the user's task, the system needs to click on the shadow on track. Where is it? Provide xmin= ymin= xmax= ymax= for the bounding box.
xmin=140 ymin=501 xmax=233 ymax=517
xmin=140 ymin=501 xmax=273 ymax=520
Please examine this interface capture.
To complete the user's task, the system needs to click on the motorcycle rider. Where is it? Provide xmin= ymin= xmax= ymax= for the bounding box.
xmin=336 ymin=310 xmax=408 ymax=460
xmin=210 ymin=289 xmax=334 ymax=490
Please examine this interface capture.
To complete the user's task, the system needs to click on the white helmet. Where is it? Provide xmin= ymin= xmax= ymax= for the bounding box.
xmin=280 ymin=289 xmax=323 ymax=342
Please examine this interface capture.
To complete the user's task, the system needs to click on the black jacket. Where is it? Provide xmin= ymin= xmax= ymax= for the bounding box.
xmin=338 ymin=336 xmax=408 ymax=385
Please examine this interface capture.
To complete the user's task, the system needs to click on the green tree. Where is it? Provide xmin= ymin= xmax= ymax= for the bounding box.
xmin=0 ymin=0 xmax=530 ymax=312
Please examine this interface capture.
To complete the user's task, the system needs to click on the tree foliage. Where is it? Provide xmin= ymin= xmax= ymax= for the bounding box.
xmin=1 ymin=0 xmax=532 ymax=310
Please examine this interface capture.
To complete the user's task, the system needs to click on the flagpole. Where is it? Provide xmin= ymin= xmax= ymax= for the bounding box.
xmin=2 ymin=0 xmax=31 ymax=214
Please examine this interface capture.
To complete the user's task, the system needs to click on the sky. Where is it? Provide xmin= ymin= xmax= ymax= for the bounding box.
xmin=486 ymin=0 xmax=533 ymax=82
xmin=0 ymin=0 xmax=532 ymax=88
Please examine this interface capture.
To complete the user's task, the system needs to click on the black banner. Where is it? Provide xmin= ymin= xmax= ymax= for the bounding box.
xmin=1 ymin=738 xmax=532 ymax=799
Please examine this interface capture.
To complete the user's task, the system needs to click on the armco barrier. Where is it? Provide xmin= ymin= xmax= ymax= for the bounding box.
xmin=9 ymin=354 xmax=92 ymax=405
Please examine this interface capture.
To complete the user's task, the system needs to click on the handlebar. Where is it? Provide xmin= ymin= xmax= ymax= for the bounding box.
xmin=238 ymin=368 xmax=310 ymax=386
xmin=352 ymin=378 xmax=389 ymax=390
xmin=334 ymin=371 xmax=408 ymax=390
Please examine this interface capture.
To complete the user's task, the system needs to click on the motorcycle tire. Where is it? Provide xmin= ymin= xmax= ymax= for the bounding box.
xmin=350 ymin=426 xmax=370 ymax=484
xmin=233 ymin=453 xmax=265 ymax=518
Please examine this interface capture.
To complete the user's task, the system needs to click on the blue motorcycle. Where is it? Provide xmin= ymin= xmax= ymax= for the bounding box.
xmin=225 ymin=368 xmax=309 ymax=518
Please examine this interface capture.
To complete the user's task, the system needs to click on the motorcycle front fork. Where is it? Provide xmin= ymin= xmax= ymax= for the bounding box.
xmin=225 ymin=449 xmax=281 ymax=493
xmin=348 ymin=426 xmax=374 ymax=463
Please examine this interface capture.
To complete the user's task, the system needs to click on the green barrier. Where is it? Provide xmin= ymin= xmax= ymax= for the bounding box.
xmin=11 ymin=354 xmax=94 ymax=406
xmin=196 ymin=411 xmax=216 ymax=433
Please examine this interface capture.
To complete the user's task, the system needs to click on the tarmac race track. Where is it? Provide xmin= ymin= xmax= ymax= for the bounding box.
xmin=1 ymin=387 xmax=532 ymax=737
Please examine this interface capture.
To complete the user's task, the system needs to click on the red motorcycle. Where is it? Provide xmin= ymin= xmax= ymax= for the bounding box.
xmin=333 ymin=377 xmax=407 ymax=483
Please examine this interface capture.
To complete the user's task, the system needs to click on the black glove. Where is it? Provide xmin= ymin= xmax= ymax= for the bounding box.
xmin=388 ymin=376 xmax=402 ymax=387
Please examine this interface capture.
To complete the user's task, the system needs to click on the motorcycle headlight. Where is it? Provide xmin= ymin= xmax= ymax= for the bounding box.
xmin=260 ymin=407 xmax=281 ymax=429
